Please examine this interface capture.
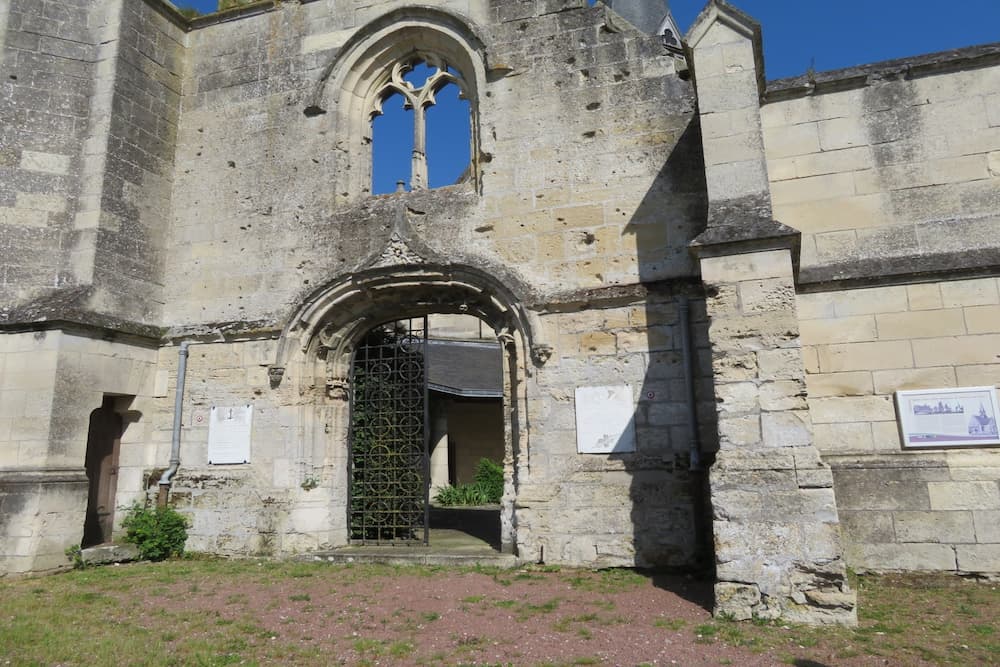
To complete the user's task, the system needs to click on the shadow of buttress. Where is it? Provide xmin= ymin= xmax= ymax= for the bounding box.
xmin=610 ymin=114 xmax=718 ymax=606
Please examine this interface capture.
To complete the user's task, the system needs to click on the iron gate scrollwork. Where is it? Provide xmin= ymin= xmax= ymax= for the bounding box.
xmin=349 ymin=317 xmax=429 ymax=544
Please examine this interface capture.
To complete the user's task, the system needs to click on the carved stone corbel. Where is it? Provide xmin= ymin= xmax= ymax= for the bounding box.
xmin=530 ymin=343 xmax=553 ymax=366
xmin=267 ymin=366 xmax=285 ymax=387
xmin=326 ymin=377 xmax=350 ymax=401
xmin=495 ymin=324 xmax=516 ymax=348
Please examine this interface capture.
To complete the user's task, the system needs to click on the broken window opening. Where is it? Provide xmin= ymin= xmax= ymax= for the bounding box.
xmin=426 ymin=83 xmax=471 ymax=188
xmin=370 ymin=56 xmax=472 ymax=195
xmin=371 ymin=92 xmax=413 ymax=194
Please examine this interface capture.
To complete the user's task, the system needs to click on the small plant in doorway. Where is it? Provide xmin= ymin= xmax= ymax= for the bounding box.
xmin=120 ymin=502 xmax=190 ymax=561
xmin=434 ymin=458 xmax=503 ymax=506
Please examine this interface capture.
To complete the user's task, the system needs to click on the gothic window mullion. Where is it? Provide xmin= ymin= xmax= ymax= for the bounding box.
xmin=411 ymin=91 xmax=429 ymax=190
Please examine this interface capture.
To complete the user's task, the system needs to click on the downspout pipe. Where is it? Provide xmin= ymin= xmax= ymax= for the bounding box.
xmin=679 ymin=296 xmax=711 ymax=572
xmin=157 ymin=341 xmax=190 ymax=507
xmin=678 ymin=297 xmax=702 ymax=471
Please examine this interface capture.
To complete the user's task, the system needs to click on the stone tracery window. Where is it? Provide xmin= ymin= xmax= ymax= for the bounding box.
xmin=370 ymin=54 xmax=472 ymax=194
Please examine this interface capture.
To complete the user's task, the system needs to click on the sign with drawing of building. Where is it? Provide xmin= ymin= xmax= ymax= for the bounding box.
xmin=896 ymin=386 xmax=1000 ymax=448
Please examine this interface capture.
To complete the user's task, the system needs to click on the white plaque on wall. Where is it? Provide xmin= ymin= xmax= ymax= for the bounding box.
xmin=574 ymin=385 xmax=636 ymax=454
xmin=207 ymin=405 xmax=253 ymax=464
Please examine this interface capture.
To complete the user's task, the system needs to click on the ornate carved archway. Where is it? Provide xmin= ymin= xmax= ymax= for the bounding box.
xmin=271 ymin=257 xmax=546 ymax=553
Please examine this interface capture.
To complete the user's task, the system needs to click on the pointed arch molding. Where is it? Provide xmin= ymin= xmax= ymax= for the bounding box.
xmin=304 ymin=7 xmax=493 ymax=198
xmin=269 ymin=264 xmax=548 ymax=381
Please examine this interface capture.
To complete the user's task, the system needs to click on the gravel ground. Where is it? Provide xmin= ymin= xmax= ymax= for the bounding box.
xmin=134 ymin=563 xmax=904 ymax=666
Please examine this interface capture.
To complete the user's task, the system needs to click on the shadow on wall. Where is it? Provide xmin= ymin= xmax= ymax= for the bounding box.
xmin=611 ymin=115 xmax=717 ymax=579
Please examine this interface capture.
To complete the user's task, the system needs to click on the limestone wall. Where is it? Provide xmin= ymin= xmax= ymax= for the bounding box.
xmin=761 ymin=48 xmax=1000 ymax=277
xmin=80 ymin=0 xmax=185 ymax=325
xmin=145 ymin=292 xmax=712 ymax=567
xmin=132 ymin=0 xmax=714 ymax=568
xmin=760 ymin=39 xmax=1000 ymax=577
xmin=799 ymin=278 xmax=1000 ymax=573
xmin=137 ymin=338 xmax=340 ymax=556
xmin=0 ymin=330 xmax=156 ymax=575
xmin=513 ymin=294 xmax=712 ymax=568
xmin=0 ymin=0 xmax=101 ymax=306
xmin=0 ymin=0 xmax=184 ymax=327
xmin=162 ymin=0 xmax=703 ymax=330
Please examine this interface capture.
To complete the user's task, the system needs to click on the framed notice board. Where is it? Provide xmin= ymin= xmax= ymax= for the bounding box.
xmin=207 ymin=405 xmax=253 ymax=464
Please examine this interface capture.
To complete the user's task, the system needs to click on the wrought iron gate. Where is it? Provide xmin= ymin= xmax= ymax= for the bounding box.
xmin=348 ymin=317 xmax=429 ymax=544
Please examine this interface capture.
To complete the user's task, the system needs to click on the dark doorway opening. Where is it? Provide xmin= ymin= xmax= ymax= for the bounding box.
xmin=82 ymin=396 xmax=124 ymax=547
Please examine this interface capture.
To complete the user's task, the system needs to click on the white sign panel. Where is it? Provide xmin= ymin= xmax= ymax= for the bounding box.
xmin=896 ymin=386 xmax=1000 ymax=448
xmin=575 ymin=385 xmax=636 ymax=454
xmin=207 ymin=405 xmax=253 ymax=464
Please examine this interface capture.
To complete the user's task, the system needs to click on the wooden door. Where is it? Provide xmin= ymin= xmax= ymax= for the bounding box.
xmin=82 ymin=398 xmax=123 ymax=547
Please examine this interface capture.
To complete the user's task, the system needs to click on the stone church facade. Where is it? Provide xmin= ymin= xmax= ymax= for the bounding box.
xmin=1 ymin=0 xmax=999 ymax=624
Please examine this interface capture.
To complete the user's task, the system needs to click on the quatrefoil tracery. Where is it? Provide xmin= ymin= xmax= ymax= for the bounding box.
xmin=370 ymin=54 xmax=468 ymax=119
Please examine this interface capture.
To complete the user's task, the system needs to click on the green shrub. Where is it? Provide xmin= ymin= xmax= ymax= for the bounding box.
xmin=120 ymin=503 xmax=190 ymax=561
xmin=474 ymin=458 xmax=504 ymax=502
xmin=434 ymin=458 xmax=504 ymax=506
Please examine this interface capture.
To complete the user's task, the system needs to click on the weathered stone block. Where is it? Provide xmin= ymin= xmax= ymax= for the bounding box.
xmin=816 ymin=340 xmax=913 ymax=373
xmin=775 ymin=193 xmax=891 ymax=235
xmin=814 ymin=422 xmax=873 ymax=453
xmin=956 ymin=544 xmax=1000 ymax=572
xmin=872 ymin=367 xmax=957 ymax=394
xmin=927 ymin=481 xmax=1000 ymax=510
xmin=717 ymin=414 xmax=761 ymax=447
xmin=973 ymin=510 xmax=1000 ymax=542
xmin=20 ymin=151 xmax=72 ymax=175
xmin=714 ymin=381 xmax=759 ymax=415
xmin=894 ymin=510 xmax=976 ymax=543
xmin=875 ymin=309 xmax=967 ymax=340
xmin=714 ymin=582 xmax=760 ymax=621
xmin=833 ymin=470 xmax=930 ymax=511
xmin=963 ymin=305 xmax=1000 ymax=334
xmin=839 ymin=510 xmax=895 ymax=544
xmin=763 ymin=121 xmax=821 ymax=159
xmin=739 ymin=278 xmax=796 ymax=314
xmin=847 ymin=542 xmax=957 ymax=572
xmin=81 ymin=544 xmax=140 ymax=565
xmin=806 ymin=371 xmax=873 ymax=397
xmin=906 ymin=283 xmax=944 ymax=310
xmin=940 ymin=278 xmax=1000 ymax=307
xmin=701 ymin=250 xmax=793 ymax=284
xmin=761 ymin=410 xmax=813 ymax=447
xmin=809 ymin=395 xmax=894 ymax=424
xmin=759 ymin=380 xmax=807 ymax=411
xmin=773 ymin=171 xmax=858 ymax=206
xmin=800 ymin=316 xmax=877 ymax=345
xmin=758 ymin=349 xmax=807 ymax=381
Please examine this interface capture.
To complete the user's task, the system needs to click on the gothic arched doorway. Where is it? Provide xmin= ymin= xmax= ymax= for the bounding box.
xmin=273 ymin=265 xmax=545 ymax=555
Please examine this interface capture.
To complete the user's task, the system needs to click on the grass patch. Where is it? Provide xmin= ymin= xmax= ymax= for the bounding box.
xmin=515 ymin=597 xmax=561 ymax=621
xmin=564 ymin=568 xmax=647 ymax=594
xmin=653 ymin=617 xmax=686 ymax=631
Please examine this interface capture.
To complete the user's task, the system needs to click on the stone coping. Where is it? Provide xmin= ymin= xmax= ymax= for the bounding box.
xmin=765 ymin=41 xmax=1000 ymax=101
xmin=798 ymin=247 xmax=1000 ymax=293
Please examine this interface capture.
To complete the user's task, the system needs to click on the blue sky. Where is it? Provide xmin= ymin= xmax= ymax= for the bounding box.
xmin=670 ymin=0 xmax=1000 ymax=80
